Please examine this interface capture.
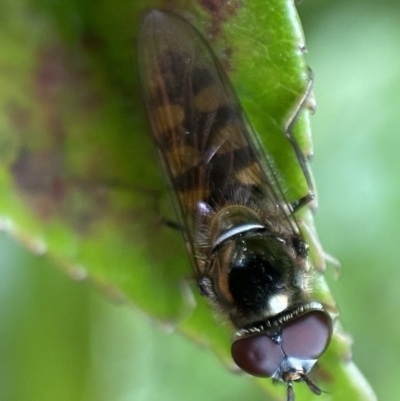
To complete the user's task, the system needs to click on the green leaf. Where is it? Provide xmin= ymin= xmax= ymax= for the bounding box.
xmin=0 ymin=0 xmax=378 ymax=400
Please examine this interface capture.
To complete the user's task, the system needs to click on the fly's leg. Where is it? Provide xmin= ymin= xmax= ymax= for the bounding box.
xmin=161 ymin=218 xmax=183 ymax=231
xmin=148 ymin=187 xmax=183 ymax=232
xmin=150 ymin=191 xmax=183 ymax=231
xmin=285 ymin=68 xmax=316 ymax=213
xmin=87 ymin=178 xmax=183 ymax=230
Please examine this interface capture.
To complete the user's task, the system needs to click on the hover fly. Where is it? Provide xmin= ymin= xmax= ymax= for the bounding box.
xmin=138 ymin=10 xmax=333 ymax=400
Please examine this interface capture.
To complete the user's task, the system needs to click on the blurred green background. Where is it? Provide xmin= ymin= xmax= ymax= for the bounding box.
xmin=1 ymin=0 xmax=399 ymax=400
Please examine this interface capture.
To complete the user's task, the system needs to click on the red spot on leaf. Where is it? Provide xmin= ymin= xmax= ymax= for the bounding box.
xmin=196 ymin=0 xmax=242 ymax=36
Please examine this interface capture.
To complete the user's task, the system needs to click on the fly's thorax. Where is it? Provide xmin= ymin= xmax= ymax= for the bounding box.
xmin=197 ymin=204 xmax=311 ymax=329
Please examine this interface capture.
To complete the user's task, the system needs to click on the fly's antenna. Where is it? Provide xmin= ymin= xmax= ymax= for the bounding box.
xmin=287 ymin=381 xmax=295 ymax=401
xmin=301 ymin=373 xmax=322 ymax=396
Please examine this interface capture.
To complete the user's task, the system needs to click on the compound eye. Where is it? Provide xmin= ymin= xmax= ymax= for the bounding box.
xmin=231 ymin=334 xmax=285 ymax=377
xmin=281 ymin=311 xmax=333 ymax=359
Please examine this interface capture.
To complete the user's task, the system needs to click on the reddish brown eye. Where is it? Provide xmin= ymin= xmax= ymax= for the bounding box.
xmin=231 ymin=334 xmax=284 ymax=377
xmin=281 ymin=311 xmax=332 ymax=359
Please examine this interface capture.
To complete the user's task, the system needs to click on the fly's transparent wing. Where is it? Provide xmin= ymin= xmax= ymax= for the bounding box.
xmin=138 ymin=10 xmax=300 ymax=275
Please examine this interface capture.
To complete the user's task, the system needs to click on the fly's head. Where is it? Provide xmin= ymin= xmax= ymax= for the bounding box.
xmin=231 ymin=306 xmax=332 ymax=400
